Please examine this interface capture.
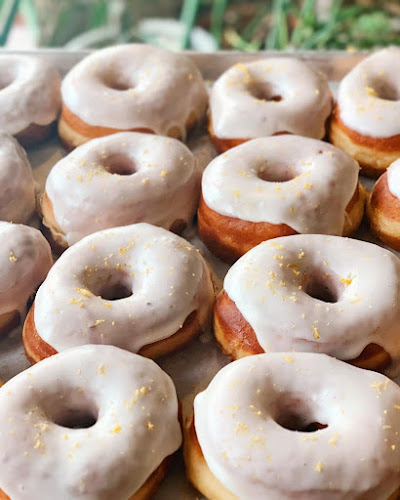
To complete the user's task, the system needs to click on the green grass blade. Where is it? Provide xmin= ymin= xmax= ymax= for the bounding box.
xmin=210 ymin=0 xmax=227 ymax=48
xmin=0 ymin=0 xmax=20 ymax=46
xmin=291 ymin=0 xmax=316 ymax=46
xmin=180 ymin=0 xmax=201 ymax=50
xmin=266 ymin=0 xmax=290 ymax=49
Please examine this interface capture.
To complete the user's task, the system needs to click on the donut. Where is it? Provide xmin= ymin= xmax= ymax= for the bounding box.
xmin=198 ymin=136 xmax=365 ymax=263
xmin=58 ymin=44 xmax=208 ymax=150
xmin=214 ymin=234 xmax=400 ymax=377
xmin=367 ymin=158 xmax=400 ymax=250
xmin=185 ymin=352 xmax=400 ymax=500
xmin=0 ymin=134 xmax=36 ymax=223
xmin=23 ymin=223 xmax=214 ymax=363
xmin=0 ymin=344 xmax=181 ymax=499
xmin=330 ymin=47 xmax=400 ymax=178
xmin=41 ymin=132 xmax=201 ymax=249
xmin=0 ymin=55 xmax=60 ymax=146
xmin=209 ymin=58 xmax=332 ymax=153
xmin=0 ymin=222 xmax=52 ymax=337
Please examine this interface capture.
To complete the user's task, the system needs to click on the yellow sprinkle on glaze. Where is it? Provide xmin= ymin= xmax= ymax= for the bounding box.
xmin=110 ymin=426 xmax=121 ymax=434
xmin=313 ymin=326 xmax=320 ymax=340
xmin=283 ymin=355 xmax=294 ymax=363
xmin=97 ymin=364 xmax=106 ymax=375
xmin=315 ymin=461 xmax=323 ymax=472
xmin=339 ymin=273 xmax=356 ymax=286
xmin=68 ymin=298 xmax=84 ymax=308
xmin=234 ymin=422 xmax=249 ymax=434
xmin=287 ymin=263 xmax=300 ymax=275
xmin=350 ymin=294 xmax=362 ymax=304
xmin=365 ymin=86 xmax=378 ymax=96
xmin=370 ymin=381 xmax=389 ymax=394
xmin=8 ymin=252 xmax=17 ymax=262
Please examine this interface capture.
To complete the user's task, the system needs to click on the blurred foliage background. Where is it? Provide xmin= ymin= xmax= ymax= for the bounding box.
xmin=1 ymin=0 xmax=400 ymax=50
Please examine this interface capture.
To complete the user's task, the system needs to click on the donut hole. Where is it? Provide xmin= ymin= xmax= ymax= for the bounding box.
xmin=304 ymin=270 xmax=343 ymax=303
xmin=257 ymin=163 xmax=298 ymax=183
xmin=369 ymin=79 xmax=399 ymax=101
xmin=97 ymin=282 xmax=132 ymax=301
xmin=53 ymin=408 xmax=98 ymax=429
xmin=248 ymin=81 xmax=282 ymax=102
xmin=83 ymin=270 xmax=133 ymax=301
xmin=103 ymin=153 xmax=137 ymax=176
xmin=103 ymin=72 xmax=134 ymax=92
xmin=274 ymin=394 xmax=327 ymax=433
xmin=43 ymin=393 xmax=99 ymax=429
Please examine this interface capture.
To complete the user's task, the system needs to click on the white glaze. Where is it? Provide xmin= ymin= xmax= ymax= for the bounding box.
xmin=0 ymin=344 xmax=181 ymax=499
xmin=202 ymin=136 xmax=359 ymax=234
xmin=194 ymin=353 xmax=400 ymax=499
xmin=210 ymin=58 xmax=332 ymax=140
xmin=337 ymin=46 xmax=400 ymax=138
xmin=387 ymin=158 xmax=400 ymax=199
xmin=224 ymin=234 xmax=400 ymax=377
xmin=0 ymin=134 xmax=36 ymax=223
xmin=61 ymin=44 xmax=208 ymax=141
xmin=0 ymin=222 xmax=53 ymax=318
xmin=0 ymin=55 xmax=60 ymax=135
xmin=44 ymin=132 xmax=201 ymax=246
xmin=34 ymin=223 xmax=214 ymax=353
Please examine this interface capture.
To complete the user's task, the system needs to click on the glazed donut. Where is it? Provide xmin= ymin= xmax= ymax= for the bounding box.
xmin=0 ymin=134 xmax=36 ymax=223
xmin=41 ymin=132 xmax=201 ymax=249
xmin=23 ymin=223 xmax=214 ymax=363
xmin=367 ymin=159 xmax=400 ymax=250
xmin=59 ymin=44 xmax=208 ymax=150
xmin=330 ymin=47 xmax=400 ymax=178
xmin=0 ymin=222 xmax=52 ymax=336
xmin=209 ymin=58 xmax=332 ymax=153
xmin=214 ymin=234 xmax=400 ymax=377
xmin=0 ymin=55 xmax=60 ymax=145
xmin=0 ymin=344 xmax=181 ymax=499
xmin=185 ymin=353 xmax=400 ymax=500
xmin=198 ymin=136 xmax=365 ymax=263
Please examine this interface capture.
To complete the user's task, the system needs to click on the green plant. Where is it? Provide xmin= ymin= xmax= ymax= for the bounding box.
xmin=2 ymin=0 xmax=400 ymax=50
xmin=180 ymin=0 xmax=400 ymax=50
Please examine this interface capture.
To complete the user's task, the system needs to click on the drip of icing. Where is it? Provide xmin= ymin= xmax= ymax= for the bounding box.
xmin=0 ymin=55 xmax=60 ymax=135
xmin=210 ymin=58 xmax=332 ymax=140
xmin=34 ymin=223 xmax=214 ymax=353
xmin=61 ymin=44 xmax=208 ymax=141
xmin=224 ymin=234 xmax=400 ymax=377
xmin=386 ymin=158 xmax=400 ymax=199
xmin=45 ymin=132 xmax=201 ymax=246
xmin=338 ymin=47 xmax=400 ymax=138
xmin=194 ymin=353 xmax=400 ymax=499
xmin=0 ymin=221 xmax=53 ymax=317
xmin=202 ymin=136 xmax=359 ymax=234
xmin=0 ymin=344 xmax=182 ymax=499
xmin=0 ymin=134 xmax=36 ymax=223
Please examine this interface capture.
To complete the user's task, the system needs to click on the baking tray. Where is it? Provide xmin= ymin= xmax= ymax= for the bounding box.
xmin=0 ymin=48 xmax=394 ymax=499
